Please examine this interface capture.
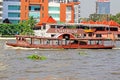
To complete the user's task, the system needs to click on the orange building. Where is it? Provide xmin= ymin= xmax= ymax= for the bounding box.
xmin=20 ymin=0 xmax=80 ymax=23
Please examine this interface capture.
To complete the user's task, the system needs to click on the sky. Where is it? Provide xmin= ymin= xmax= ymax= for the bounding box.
xmin=80 ymin=0 xmax=120 ymax=18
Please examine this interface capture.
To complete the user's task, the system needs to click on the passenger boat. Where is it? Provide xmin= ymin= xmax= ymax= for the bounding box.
xmin=6 ymin=35 xmax=115 ymax=49
xmin=34 ymin=16 xmax=120 ymax=40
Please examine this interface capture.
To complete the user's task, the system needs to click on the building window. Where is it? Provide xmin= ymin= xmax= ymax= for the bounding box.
xmin=66 ymin=6 xmax=71 ymax=12
xmin=42 ymin=6 xmax=44 ymax=11
xmin=42 ymin=13 xmax=44 ymax=18
xmin=0 ymin=13 xmax=2 ymax=17
xmin=9 ymin=20 xmax=20 ymax=24
xmin=8 ymin=5 xmax=20 ymax=10
xmin=8 ymin=12 xmax=20 ymax=17
xmin=29 ymin=5 xmax=40 ymax=11
xmin=25 ymin=0 xmax=27 ymax=2
xmin=49 ymin=14 xmax=60 ymax=18
xmin=29 ymin=12 xmax=40 ymax=18
xmin=25 ymin=13 xmax=27 ymax=18
xmin=0 ymin=8 xmax=2 ymax=11
xmin=0 ymin=20 xmax=2 ymax=23
xmin=49 ymin=7 xmax=60 ymax=11
xmin=42 ymin=0 xmax=44 ymax=3
xmin=25 ymin=6 xmax=27 ymax=10
xmin=0 ymin=2 xmax=2 ymax=5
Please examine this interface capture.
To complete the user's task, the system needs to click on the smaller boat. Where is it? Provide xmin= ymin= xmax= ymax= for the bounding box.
xmin=6 ymin=35 xmax=115 ymax=49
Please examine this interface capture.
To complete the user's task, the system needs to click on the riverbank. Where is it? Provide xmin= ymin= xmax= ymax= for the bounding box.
xmin=0 ymin=37 xmax=16 ymax=40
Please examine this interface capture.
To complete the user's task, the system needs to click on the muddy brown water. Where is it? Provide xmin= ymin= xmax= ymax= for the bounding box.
xmin=0 ymin=40 xmax=120 ymax=80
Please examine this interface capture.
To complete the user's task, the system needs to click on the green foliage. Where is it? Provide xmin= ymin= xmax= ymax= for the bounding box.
xmin=19 ymin=21 xmax=34 ymax=35
xmin=78 ymin=51 xmax=88 ymax=56
xmin=27 ymin=54 xmax=47 ymax=60
xmin=0 ymin=16 xmax=36 ymax=36
xmin=68 ymin=26 xmax=76 ymax=29
xmin=110 ymin=13 xmax=120 ymax=24
xmin=88 ymin=13 xmax=120 ymax=24
xmin=80 ymin=18 xmax=89 ymax=22
xmin=28 ymin=16 xmax=37 ymax=29
xmin=0 ymin=23 xmax=20 ymax=35
xmin=19 ymin=16 xmax=36 ymax=35
xmin=89 ymin=14 xmax=110 ymax=21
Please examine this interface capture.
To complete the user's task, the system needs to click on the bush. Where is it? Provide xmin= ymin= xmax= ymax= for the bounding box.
xmin=27 ymin=54 xmax=47 ymax=60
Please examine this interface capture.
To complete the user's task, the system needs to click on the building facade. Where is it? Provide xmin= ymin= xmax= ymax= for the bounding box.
xmin=0 ymin=0 xmax=3 ymax=23
xmin=21 ymin=0 xmax=80 ymax=23
xmin=74 ymin=4 xmax=80 ymax=23
xmin=2 ymin=0 xmax=80 ymax=24
xmin=3 ymin=0 xmax=20 ymax=23
xmin=48 ymin=2 xmax=60 ymax=22
xmin=96 ymin=0 xmax=110 ymax=14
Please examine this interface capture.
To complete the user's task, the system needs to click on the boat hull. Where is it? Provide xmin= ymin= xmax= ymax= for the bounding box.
xmin=6 ymin=43 xmax=114 ymax=49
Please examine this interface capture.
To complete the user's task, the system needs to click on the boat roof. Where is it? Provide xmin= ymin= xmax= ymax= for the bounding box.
xmin=16 ymin=35 xmax=108 ymax=40
xmin=48 ymin=23 xmax=109 ymax=27
xmin=15 ymin=35 xmax=61 ymax=40
xmin=70 ymin=37 xmax=107 ymax=40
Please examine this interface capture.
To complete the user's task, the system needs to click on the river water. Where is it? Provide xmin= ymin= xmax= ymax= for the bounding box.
xmin=0 ymin=40 xmax=120 ymax=80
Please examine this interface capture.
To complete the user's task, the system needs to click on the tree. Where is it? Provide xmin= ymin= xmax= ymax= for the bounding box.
xmin=19 ymin=16 xmax=37 ymax=35
xmin=3 ymin=18 xmax=11 ymax=23
xmin=79 ymin=18 xmax=89 ymax=22
xmin=110 ymin=13 xmax=120 ymax=24
xmin=89 ymin=14 xmax=111 ymax=22
xmin=0 ymin=23 xmax=19 ymax=36
xmin=28 ymin=16 xmax=37 ymax=29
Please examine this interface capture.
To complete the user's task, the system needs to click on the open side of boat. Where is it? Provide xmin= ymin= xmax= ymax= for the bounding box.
xmin=6 ymin=35 xmax=115 ymax=49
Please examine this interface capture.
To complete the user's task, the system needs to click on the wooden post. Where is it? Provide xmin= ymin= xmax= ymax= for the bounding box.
xmin=58 ymin=40 xmax=59 ymax=45
xmin=30 ymin=38 xmax=32 ymax=44
xmin=40 ymin=39 xmax=41 ymax=44
xmin=102 ymin=40 xmax=104 ymax=45
xmin=52 ymin=39 xmax=53 ymax=45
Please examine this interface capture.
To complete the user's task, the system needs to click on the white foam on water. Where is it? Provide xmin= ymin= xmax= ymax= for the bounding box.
xmin=5 ymin=45 xmax=64 ymax=51
xmin=112 ymin=47 xmax=120 ymax=49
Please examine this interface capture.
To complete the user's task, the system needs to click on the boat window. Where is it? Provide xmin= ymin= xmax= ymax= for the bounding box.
xmin=79 ymin=41 xmax=87 ymax=45
xmin=33 ymin=26 xmax=41 ymax=30
xmin=46 ymin=40 xmax=50 ymax=44
xmin=63 ymin=34 xmax=70 ymax=40
xmin=51 ymin=34 xmax=55 ymax=37
xmin=117 ymin=34 xmax=120 ymax=38
xmin=43 ymin=25 xmax=46 ymax=29
xmin=22 ymin=38 xmax=25 ymax=41
xmin=34 ymin=39 xmax=40 ymax=44
xmin=96 ymin=27 xmax=105 ymax=31
xmin=73 ymin=40 xmax=78 ymax=44
xmin=56 ymin=26 xmax=60 ymax=28
xmin=88 ymin=33 xmax=92 ymax=37
xmin=88 ymin=40 xmax=94 ymax=45
xmin=50 ymin=25 xmax=55 ymax=28
xmin=18 ymin=37 xmax=21 ymax=40
xmin=110 ymin=28 xmax=118 ymax=31
xmin=83 ymin=34 xmax=86 ymax=37
xmin=106 ymin=27 xmax=109 ymax=31
xmin=96 ymin=34 xmax=102 ymax=37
